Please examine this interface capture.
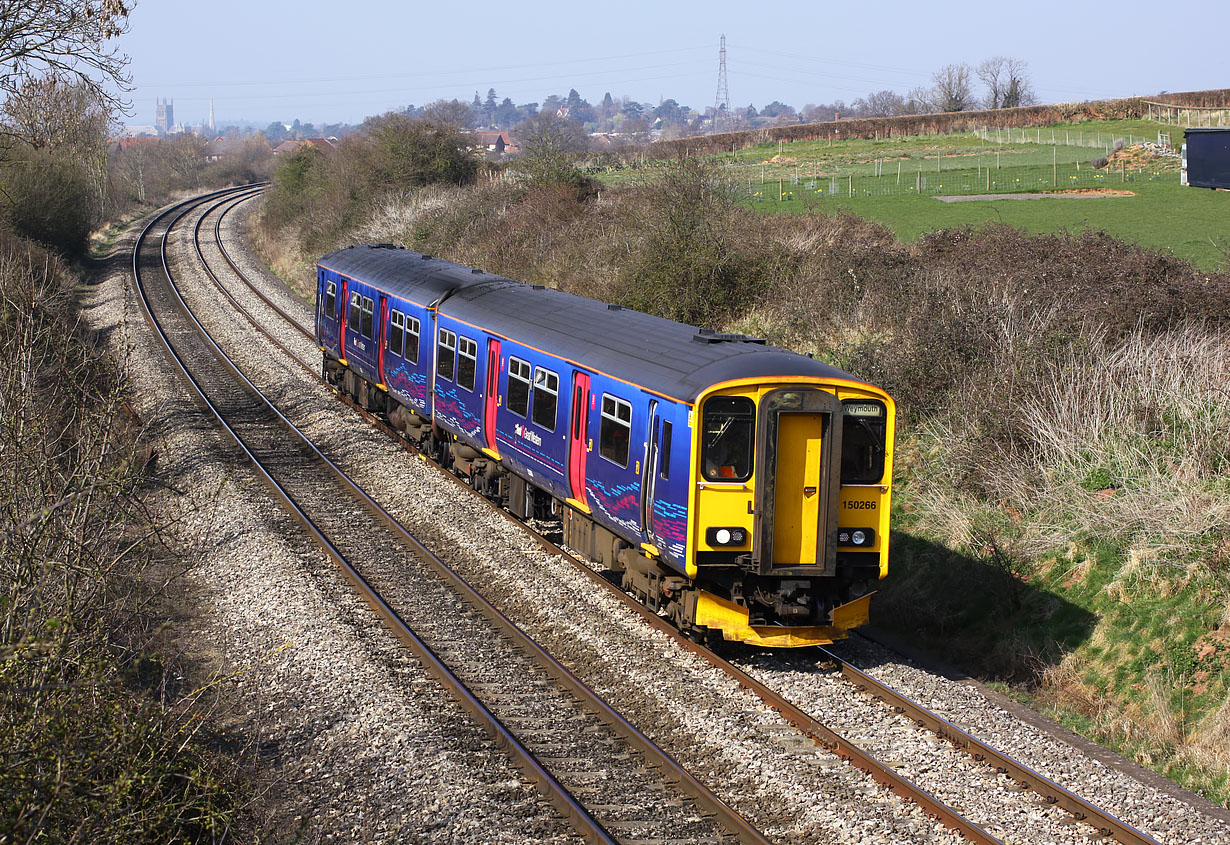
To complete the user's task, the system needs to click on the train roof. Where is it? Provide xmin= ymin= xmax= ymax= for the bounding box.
xmin=319 ymin=243 xmax=492 ymax=304
xmin=319 ymin=244 xmax=868 ymax=404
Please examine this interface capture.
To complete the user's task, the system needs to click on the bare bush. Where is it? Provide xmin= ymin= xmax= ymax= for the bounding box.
xmin=0 ymin=232 xmax=244 ymax=838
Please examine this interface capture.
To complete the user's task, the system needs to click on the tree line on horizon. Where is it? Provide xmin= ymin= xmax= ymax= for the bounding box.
xmin=254 ymin=56 xmax=1037 ymax=144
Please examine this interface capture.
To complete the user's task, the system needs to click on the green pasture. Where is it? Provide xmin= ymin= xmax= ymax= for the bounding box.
xmin=758 ymin=175 xmax=1226 ymax=271
xmin=599 ymin=117 xmax=1224 ymax=269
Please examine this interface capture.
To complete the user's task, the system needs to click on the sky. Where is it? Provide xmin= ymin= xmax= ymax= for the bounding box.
xmin=118 ymin=0 xmax=1229 ymax=129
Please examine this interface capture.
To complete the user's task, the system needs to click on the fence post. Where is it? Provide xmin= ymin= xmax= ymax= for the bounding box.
xmin=848 ymin=174 xmax=852 ymax=197
xmin=1054 ymin=145 xmax=1057 ymax=187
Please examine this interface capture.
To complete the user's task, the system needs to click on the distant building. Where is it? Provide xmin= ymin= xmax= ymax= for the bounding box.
xmin=155 ymin=98 xmax=174 ymax=134
xmin=272 ymin=138 xmax=337 ymax=155
xmin=205 ymin=136 xmax=272 ymax=162
xmin=472 ymin=131 xmax=518 ymax=155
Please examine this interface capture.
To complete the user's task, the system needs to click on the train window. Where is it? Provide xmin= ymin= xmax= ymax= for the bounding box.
xmin=701 ymin=396 xmax=754 ymax=482
xmin=531 ymin=367 xmax=558 ymax=431
xmin=360 ymin=296 xmax=374 ymax=338
xmin=659 ymin=420 xmax=672 ymax=480
xmin=436 ymin=328 xmax=456 ymax=381
xmin=841 ymin=400 xmax=887 ymax=484
xmin=405 ymin=316 xmax=420 ymax=364
xmin=507 ymin=357 xmax=530 ymax=417
xmin=457 ymin=336 xmax=478 ymax=391
xmin=599 ymin=394 xmax=632 ymax=467
xmin=348 ymin=291 xmax=361 ymax=329
xmin=325 ymin=281 xmax=336 ymax=318
xmin=388 ymin=310 xmax=404 ymax=357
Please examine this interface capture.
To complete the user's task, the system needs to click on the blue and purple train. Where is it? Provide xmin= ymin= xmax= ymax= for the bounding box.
xmin=316 ymin=244 xmax=895 ymax=647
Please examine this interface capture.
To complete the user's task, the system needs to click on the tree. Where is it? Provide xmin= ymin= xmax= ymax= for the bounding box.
xmin=903 ymin=86 xmax=933 ymax=114
xmin=853 ymin=90 xmax=905 ymax=117
xmin=484 ymin=88 xmax=497 ymax=126
xmin=931 ymin=63 xmax=974 ymax=112
xmin=422 ymin=98 xmax=474 ymax=128
xmin=654 ymin=99 xmax=685 ymax=125
xmin=2 ymin=74 xmax=110 ymax=152
xmin=511 ymin=112 xmax=593 ymax=196
xmin=975 ymin=57 xmax=1036 ymax=109
xmin=495 ymin=97 xmax=518 ymax=129
xmin=1002 ymin=58 xmax=1035 ymax=108
xmin=0 ymin=1 xmax=132 ymax=112
xmin=360 ymin=112 xmax=478 ymax=188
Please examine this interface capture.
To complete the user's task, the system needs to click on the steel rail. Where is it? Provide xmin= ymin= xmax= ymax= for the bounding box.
xmin=139 ymin=189 xmax=772 ymax=845
xmin=210 ymin=192 xmax=316 ymax=341
xmin=186 ymin=189 xmax=772 ymax=845
xmin=132 ymin=191 xmax=618 ymax=845
xmin=817 ymin=647 xmax=1163 ymax=845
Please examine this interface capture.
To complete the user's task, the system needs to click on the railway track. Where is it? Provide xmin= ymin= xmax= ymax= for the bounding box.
xmin=134 ymin=187 xmax=769 ymax=845
xmin=148 ymin=186 xmax=1208 ymax=844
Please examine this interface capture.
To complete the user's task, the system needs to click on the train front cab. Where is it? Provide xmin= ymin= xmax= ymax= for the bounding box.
xmin=685 ymin=379 xmax=894 ymax=648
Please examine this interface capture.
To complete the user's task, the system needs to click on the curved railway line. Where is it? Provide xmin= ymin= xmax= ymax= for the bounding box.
xmin=130 ymin=186 xmax=1222 ymax=844
xmin=134 ymin=187 xmax=768 ymax=845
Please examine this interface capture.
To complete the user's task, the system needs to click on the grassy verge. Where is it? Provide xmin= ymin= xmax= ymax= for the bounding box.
xmin=881 ymin=324 xmax=1230 ymax=803
xmin=0 ymin=231 xmax=248 ymax=839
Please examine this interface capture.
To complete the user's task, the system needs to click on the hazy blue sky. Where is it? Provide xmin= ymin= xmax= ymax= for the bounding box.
xmin=120 ymin=0 xmax=1228 ymax=128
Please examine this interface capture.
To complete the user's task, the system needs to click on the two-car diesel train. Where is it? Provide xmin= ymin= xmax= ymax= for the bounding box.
xmin=316 ymin=244 xmax=895 ymax=648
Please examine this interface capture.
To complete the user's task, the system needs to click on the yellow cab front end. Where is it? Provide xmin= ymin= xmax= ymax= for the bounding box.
xmin=684 ymin=378 xmax=895 ymax=648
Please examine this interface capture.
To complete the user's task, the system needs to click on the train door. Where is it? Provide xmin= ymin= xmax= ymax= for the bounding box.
xmin=376 ymin=296 xmax=388 ymax=388
xmin=639 ymin=400 xmax=659 ymax=534
xmin=772 ymin=413 xmax=825 ymax=566
xmin=567 ymin=372 xmax=590 ymax=507
xmin=752 ymin=388 xmax=842 ymax=576
xmin=483 ymin=338 xmax=501 ymax=456
xmin=338 ymin=279 xmax=349 ymax=363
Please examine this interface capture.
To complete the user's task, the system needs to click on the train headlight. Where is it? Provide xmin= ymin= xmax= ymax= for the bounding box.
xmin=838 ymin=528 xmax=876 ymax=547
xmin=707 ymin=527 xmax=748 ymax=546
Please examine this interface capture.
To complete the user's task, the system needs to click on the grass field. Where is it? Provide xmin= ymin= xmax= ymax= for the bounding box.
xmin=764 ymin=175 xmax=1227 ymax=271
xmin=600 ymin=117 xmax=1227 ymax=270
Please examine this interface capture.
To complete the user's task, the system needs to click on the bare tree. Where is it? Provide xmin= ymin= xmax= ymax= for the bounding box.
xmin=931 ymin=63 xmax=975 ymax=112
xmin=977 ymin=56 xmax=1009 ymax=109
xmin=3 ymin=74 xmax=111 ymax=151
xmin=1001 ymin=58 xmax=1035 ymax=108
xmin=855 ymin=90 xmax=907 ymax=117
xmin=0 ymin=1 xmax=132 ymax=111
xmin=977 ymin=56 xmax=1036 ymax=109
xmin=421 ymin=99 xmax=474 ymax=128
xmin=903 ymin=86 xmax=934 ymax=115
xmin=3 ymin=75 xmax=111 ymax=213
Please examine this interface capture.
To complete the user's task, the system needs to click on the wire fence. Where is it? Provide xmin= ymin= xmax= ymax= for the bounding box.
xmin=737 ymin=160 xmax=1175 ymax=203
xmin=971 ymin=125 xmax=1173 ymax=153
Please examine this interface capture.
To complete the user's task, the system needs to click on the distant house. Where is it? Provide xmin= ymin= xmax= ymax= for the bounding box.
xmin=272 ymin=137 xmax=337 ymax=155
xmin=205 ymin=136 xmax=272 ymax=162
xmin=112 ymin=136 xmax=162 ymax=152
xmin=472 ymin=131 xmax=519 ymax=155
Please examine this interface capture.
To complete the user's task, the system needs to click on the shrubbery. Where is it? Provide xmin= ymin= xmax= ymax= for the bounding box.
xmin=0 ymin=233 xmax=245 ymax=839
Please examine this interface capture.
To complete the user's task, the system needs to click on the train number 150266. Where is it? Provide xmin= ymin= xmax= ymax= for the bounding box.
xmin=842 ymin=500 xmax=878 ymax=510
